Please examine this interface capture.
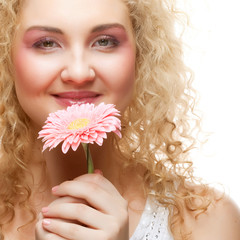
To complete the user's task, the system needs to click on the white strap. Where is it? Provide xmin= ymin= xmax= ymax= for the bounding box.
xmin=130 ymin=197 xmax=174 ymax=240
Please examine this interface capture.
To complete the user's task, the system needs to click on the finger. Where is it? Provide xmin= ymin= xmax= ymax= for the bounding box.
xmin=74 ymin=173 xmax=122 ymax=198
xmin=42 ymin=218 xmax=105 ymax=240
xmin=52 ymin=180 xmax=127 ymax=215
xmin=42 ymin=202 xmax=110 ymax=230
xmin=37 ymin=232 xmax=67 ymax=240
xmin=35 ymin=218 xmax=67 ymax=240
xmin=47 ymin=195 xmax=88 ymax=207
xmin=54 ymin=173 xmax=127 ymax=210
xmin=94 ymin=169 xmax=103 ymax=175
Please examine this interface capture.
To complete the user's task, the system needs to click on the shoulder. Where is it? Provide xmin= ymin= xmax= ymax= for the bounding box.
xmin=188 ymin=192 xmax=240 ymax=240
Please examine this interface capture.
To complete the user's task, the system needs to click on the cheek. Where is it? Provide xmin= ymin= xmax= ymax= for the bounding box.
xmin=98 ymin=47 xmax=136 ymax=113
xmin=13 ymin=47 xmax=60 ymax=96
xmin=116 ymin=50 xmax=136 ymax=92
xmin=99 ymin=47 xmax=136 ymax=95
xmin=12 ymin=46 xmax=62 ymax=125
xmin=14 ymin=49 xmax=38 ymax=95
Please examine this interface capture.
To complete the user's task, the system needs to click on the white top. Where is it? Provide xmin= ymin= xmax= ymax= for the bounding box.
xmin=130 ymin=197 xmax=174 ymax=240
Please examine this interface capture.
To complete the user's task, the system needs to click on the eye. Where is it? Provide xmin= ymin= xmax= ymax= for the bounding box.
xmin=33 ymin=38 xmax=61 ymax=50
xmin=93 ymin=36 xmax=119 ymax=49
xmin=98 ymin=39 xmax=111 ymax=46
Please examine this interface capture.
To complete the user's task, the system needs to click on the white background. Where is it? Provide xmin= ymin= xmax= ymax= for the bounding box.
xmin=180 ymin=0 xmax=240 ymax=205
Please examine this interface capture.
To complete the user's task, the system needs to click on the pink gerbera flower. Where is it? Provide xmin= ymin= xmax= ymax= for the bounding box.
xmin=38 ymin=103 xmax=122 ymax=154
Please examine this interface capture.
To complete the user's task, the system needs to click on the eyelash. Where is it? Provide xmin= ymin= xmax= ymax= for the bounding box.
xmin=92 ymin=35 xmax=120 ymax=49
xmin=32 ymin=38 xmax=60 ymax=50
xmin=32 ymin=35 xmax=120 ymax=51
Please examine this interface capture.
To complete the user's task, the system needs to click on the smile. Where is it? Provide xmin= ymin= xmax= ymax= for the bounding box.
xmin=53 ymin=91 xmax=102 ymax=107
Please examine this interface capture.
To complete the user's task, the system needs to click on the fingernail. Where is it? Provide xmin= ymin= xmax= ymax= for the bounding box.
xmin=94 ymin=169 xmax=103 ymax=175
xmin=41 ymin=207 xmax=49 ymax=213
xmin=42 ymin=219 xmax=51 ymax=226
xmin=52 ymin=186 xmax=58 ymax=193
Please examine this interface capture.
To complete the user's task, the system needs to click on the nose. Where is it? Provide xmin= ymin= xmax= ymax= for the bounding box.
xmin=60 ymin=52 xmax=95 ymax=84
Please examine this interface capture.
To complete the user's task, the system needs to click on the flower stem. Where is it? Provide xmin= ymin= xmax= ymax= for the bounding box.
xmin=81 ymin=143 xmax=94 ymax=173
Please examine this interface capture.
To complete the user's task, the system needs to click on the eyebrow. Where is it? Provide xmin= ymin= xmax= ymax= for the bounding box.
xmin=26 ymin=23 xmax=126 ymax=35
xmin=91 ymin=23 xmax=126 ymax=33
xmin=26 ymin=26 xmax=63 ymax=34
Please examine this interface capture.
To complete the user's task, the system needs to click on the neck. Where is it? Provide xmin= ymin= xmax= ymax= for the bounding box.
xmin=30 ymin=134 xmax=130 ymax=191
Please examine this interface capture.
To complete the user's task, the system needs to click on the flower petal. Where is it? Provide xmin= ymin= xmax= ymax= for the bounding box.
xmin=38 ymin=103 xmax=122 ymax=153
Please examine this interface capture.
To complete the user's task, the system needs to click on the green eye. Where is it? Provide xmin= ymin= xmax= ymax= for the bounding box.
xmin=93 ymin=36 xmax=119 ymax=49
xmin=33 ymin=38 xmax=60 ymax=50
xmin=42 ymin=40 xmax=55 ymax=48
xmin=98 ymin=39 xmax=109 ymax=46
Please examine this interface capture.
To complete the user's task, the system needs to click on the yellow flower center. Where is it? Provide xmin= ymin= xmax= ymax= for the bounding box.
xmin=68 ymin=118 xmax=90 ymax=130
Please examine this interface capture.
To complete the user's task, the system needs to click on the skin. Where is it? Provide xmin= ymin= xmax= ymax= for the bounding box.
xmin=190 ymin=197 xmax=240 ymax=240
xmin=8 ymin=0 xmax=240 ymax=239
xmin=11 ymin=0 xmax=145 ymax=239
xmin=13 ymin=0 xmax=136 ymax=129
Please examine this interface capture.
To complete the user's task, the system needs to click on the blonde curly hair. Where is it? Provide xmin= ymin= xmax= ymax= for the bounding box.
xmin=0 ymin=0 xmax=36 ymax=238
xmin=120 ymin=0 xmax=214 ymax=238
xmin=0 ymin=0 xmax=214 ymax=239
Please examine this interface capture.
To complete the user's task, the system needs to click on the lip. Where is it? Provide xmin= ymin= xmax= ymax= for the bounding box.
xmin=52 ymin=91 xmax=102 ymax=107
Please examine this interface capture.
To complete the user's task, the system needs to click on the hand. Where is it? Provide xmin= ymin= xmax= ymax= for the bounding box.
xmin=36 ymin=213 xmax=65 ymax=240
xmin=35 ymin=196 xmax=85 ymax=240
xmin=39 ymin=173 xmax=129 ymax=240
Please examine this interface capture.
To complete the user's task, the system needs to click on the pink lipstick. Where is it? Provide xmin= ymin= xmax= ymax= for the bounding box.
xmin=53 ymin=91 xmax=101 ymax=107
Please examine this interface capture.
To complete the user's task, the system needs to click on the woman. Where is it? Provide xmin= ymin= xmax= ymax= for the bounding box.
xmin=0 ymin=0 xmax=239 ymax=239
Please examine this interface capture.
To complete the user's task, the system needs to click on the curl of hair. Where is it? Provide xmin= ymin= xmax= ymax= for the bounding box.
xmin=0 ymin=0 xmax=36 ymax=238
xmin=119 ymin=0 xmax=214 ymax=238
xmin=0 ymin=0 xmax=215 ymax=239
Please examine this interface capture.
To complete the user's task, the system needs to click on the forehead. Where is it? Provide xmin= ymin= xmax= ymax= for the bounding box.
xmin=19 ymin=0 xmax=132 ymax=30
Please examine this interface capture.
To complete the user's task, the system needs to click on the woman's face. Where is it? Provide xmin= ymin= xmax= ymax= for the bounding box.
xmin=12 ymin=0 xmax=136 ymax=128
